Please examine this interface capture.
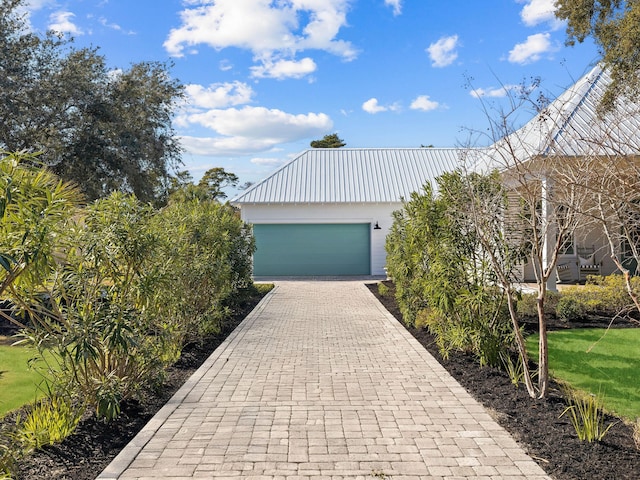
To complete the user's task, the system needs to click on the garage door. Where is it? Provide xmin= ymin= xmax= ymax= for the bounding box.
xmin=253 ymin=223 xmax=371 ymax=276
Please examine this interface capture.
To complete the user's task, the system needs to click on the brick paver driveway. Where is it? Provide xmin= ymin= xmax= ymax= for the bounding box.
xmin=98 ymin=280 xmax=549 ymax=479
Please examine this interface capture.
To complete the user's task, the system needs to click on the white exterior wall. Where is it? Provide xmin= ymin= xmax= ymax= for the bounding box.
xmin=238 ymin=203 xmax=400 ymax=276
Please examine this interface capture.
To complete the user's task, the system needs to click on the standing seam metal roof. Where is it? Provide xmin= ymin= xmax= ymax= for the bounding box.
xmin=231 ymin=148 xmax=464 ymax=204
xmin=497 ymin=65 xmax=640 ymax=161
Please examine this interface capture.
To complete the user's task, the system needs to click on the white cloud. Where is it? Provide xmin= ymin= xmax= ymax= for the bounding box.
xmin=188 ymin=106 xmax=331 ymax=137
xmin=250 ymin=157 xmax=286 ymax=167
xmin=179 ymin=106 xmax=332 ymax=156
xmin=219 ymin=60 xmax=233 ymax=71
xmin=427 ymin=35 xmax=459 ymax=67
xmin=362 ymin=98 xmax=400 ymax=114
xmin=18 ymin=1 xmax=56 ymax=31
xmin=469 ymin=84 xmax=519 ymax=98
xmin=164 ymin=0 xmax=356 ymax=79
xmin=410 ymin=95 xmax=439 ymax=111
xmin=48 ymin=11 xmax=83 ymax=35
xmin=250 ymin=57 xmax=317 ymax=79
xmin=98 ymin=16 xmax=135 ymax=35
xmin=385 ymin=0 xmax=402 ymax=16
xmin=185 ymin=82 xmax=254 ymax=109
xmin=508 ymin=32 xmax=552 ymax=64
xmin=107 ymin=68 xmax=124 ymax=81
xmin=362 ymin=98 xmax=385 ymax=114
xmin=518 ymin=0 xmax=562 ymax=29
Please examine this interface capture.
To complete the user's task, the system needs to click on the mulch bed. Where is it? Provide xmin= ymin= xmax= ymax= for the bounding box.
xmin=367 ymin=281 xmax=640 ymax=480
xmin=7 ymin=290 xmax=266 ymax=480
xmin=4 ymin=282 xmax=640 ymax=479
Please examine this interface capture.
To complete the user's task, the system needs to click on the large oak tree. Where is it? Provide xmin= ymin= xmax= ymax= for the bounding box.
xmin=0 ymin=0 xmax=184 ymax=204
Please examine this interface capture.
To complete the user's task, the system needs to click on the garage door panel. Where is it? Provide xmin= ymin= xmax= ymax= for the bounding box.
xmin=253 ymin=223 xmax=370 ymax=276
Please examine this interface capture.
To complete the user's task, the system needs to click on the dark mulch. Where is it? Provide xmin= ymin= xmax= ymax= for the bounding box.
xmin=6 ymin=288 xmax=267 ymax=480
xmin=367 ymin=280 xmax=640 ymax=480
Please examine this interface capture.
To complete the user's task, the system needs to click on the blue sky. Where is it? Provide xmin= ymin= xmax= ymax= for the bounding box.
xmin=24 ymin=0 xmax=600 ymax=187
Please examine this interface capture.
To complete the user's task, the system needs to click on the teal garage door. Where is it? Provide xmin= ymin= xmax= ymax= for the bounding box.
xmin=253 ymin=223 xmax=371 ymax=276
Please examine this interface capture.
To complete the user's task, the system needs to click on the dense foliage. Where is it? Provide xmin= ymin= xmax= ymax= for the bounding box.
xmin=385 ymin=172 xmax=513 ymax=368
xmin=0 ymin=152 xmax=255 ymax=476
xmin=555 ymin=0 xmax=640 ymax=110
xmin=0 ymin=0 xmax=184 ymax=204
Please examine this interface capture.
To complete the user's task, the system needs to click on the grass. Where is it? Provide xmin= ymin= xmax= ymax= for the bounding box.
xmin=0 ymin=338 xmax=49 ymax=417
xmin=527 ymin=328 xmax=640 ymax=420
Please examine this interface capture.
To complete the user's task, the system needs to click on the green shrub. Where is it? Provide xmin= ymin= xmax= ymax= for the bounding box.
xmin=34 ymin=193 xmax=169 ymax=421
xmin=254 ymin=283 xmax=275 ymax=295
xmin=559 ymin=275 xmax=639 ymax=317
xmin=416 ymin=308 xmax=473 ymax=359
xmin=556 ymin=296 xmax=585 ymax=321
xmin=377 ymin=283 xmax=390 ymax=297
xmin=17 ymin=193 xmax=258 ymax=422
xmin=153 ymin=199 xmax=255 ymax=343
xmin=516 ymin=291 xmax=560 ymax=317
xmin=385 ymin=174 xmax=513 ymax=367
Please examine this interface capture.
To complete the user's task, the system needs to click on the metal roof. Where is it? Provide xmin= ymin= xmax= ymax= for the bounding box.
xmin=493 ymin=65 xmax=640 ymax=163
xmin=231 ymin=148 xmax=464 ymax=204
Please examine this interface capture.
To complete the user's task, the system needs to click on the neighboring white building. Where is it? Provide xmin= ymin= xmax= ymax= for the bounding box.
xmin=485 ymin=65 xmax=640 ymax=285
xmin=231 ymin=148 xmax=462 ymax=276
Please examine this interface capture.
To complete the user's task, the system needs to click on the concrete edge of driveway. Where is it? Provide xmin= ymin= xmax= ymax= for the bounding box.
xmin=95 ymin=285 xmax=280 ymax=480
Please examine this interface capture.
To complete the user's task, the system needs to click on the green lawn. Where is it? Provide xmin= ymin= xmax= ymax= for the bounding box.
xmin=527 ymin=328 xmax=640 ymax=420
xmin=0 ymin=339 xmax=49 ymax=417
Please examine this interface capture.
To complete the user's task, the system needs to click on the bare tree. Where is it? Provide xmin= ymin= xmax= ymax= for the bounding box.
xmin=460 ymin=77 xmax=595 ymax=398
xmin=560 ymin=93 xmax=640 ymax=319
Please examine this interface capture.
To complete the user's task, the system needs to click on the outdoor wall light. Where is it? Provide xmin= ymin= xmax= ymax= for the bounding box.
xmin=373 ymin=221 xmax=382 ymax=230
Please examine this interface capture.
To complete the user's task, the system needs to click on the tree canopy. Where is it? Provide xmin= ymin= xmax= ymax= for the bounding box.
xmin=198 ymin=167 xmax=239 ymax=200
xmin=0 ymin=0 xmax=184 ymax=204
xmin=310 ymin=133 xmax=346 ymax=148
xmin=168 ymin=167 xmax=241 ymax=203
xmin=555 ymin=0 xmax=640 ymax=110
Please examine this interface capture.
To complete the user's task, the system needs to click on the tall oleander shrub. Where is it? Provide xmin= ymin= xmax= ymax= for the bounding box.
xmin=24 ymin=193 xmax=170 ymax=421
xmin=2 ymin=155 xmax=256 ymax=424
xmin=385 ymin=173 xmax=513 ymax=367
xmin=0 ymin=152 xmax=82 ymax=319
xmin=152 ymin=198 xmax=255 ymax=344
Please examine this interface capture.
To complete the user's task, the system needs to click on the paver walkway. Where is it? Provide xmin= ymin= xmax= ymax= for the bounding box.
xmin=98 ymin=281 xmax=550 ymax=480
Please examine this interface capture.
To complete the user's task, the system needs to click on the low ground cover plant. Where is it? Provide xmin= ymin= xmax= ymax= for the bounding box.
xmin=560 ymin=388 xmax=616 ymax=442
xmin=14 ymin=396 xmax=83 ymax=452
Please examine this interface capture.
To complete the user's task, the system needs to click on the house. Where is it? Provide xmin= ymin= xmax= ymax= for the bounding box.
xmin=233 ymin=65 xmax=640 ymax=281
xmin=231 ymin=148 xmax=462 ymax=276
xmin=483 ymin=65 xmax=640 ymax=285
